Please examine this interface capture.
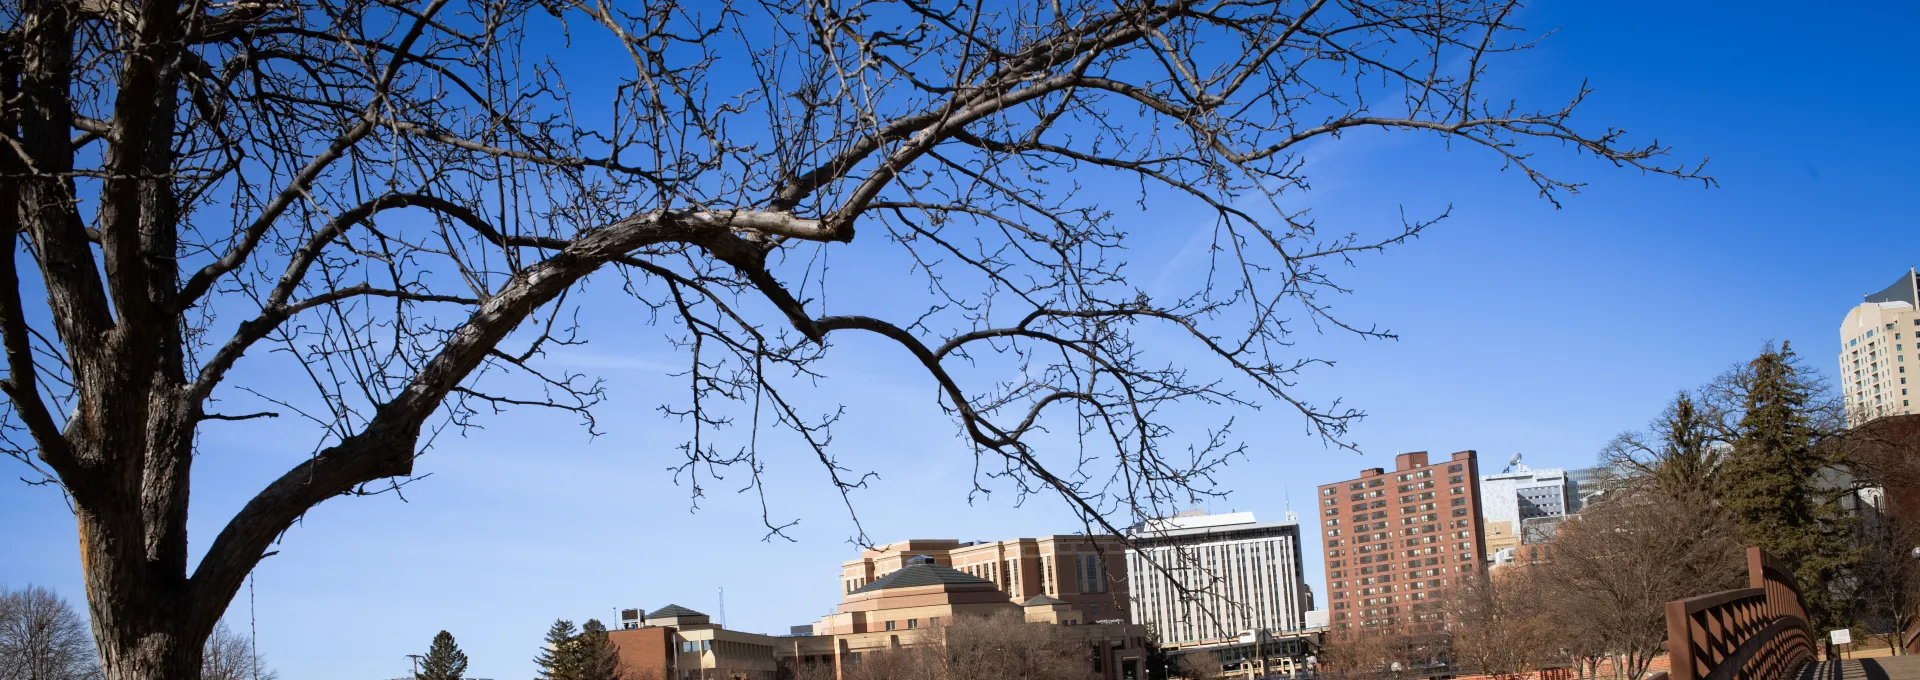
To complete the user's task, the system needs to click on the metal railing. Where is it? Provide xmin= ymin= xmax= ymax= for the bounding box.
xmin=1663 ymin=547 xmax=1814 ymax=680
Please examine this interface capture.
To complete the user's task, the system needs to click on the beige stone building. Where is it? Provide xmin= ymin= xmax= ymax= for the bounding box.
xmin=835 ymin=535 xmax=1130 ymax=622
xmin=788 ymin=556 xmax=1148 ymax=680
xmin=1482 ymin=519 xmax=1518 ymax=558
xmin=1841 ymin=268 xmax=1920 ymax=426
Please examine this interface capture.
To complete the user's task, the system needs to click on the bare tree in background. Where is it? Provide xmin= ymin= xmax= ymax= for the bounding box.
xmin=1316 ymin=629 xmax=1412 ymax=680
xmin=1836 ymin=509 xmax=1920 ymax=654
xmin=1176 ymin=650 xmax=1224 ymax=680
xmin=838 ymin=645 xmax=939 ymax=680
xmin=1534 ymin=490 xmax=1744 ymax=680
xmin=1600 ymin=391 xmax=1727 ymax=499
xmin=934 ymin=611 xmax=1096 ymax=680
xmin=197 ymin=623 xmax=274 ymax=680
xmin=1444 ymin=571 xmax=1554 ymax=680
xmin=0 ymin=585 xmax=101 ymax=680
xmin=0 ymin=0 xmax=1705 ymax=676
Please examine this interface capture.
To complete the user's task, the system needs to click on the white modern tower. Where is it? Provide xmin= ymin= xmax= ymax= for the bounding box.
xmin=1124 ymin=511 xmax=1309 ymax=646
xmin=1840 ymin=268 xmax=1920 ymax=427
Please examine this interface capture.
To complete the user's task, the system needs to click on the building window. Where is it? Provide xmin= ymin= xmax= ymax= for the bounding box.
xmin=930 ymin=617 xmax=941 ymax=627
xmin=1076 ymin=554 xmax=1109 ymax=593
xmin=885 ymin=621 xmax=896 ymax=631
xmin=907 ymin=619 xmax=918 ymax=629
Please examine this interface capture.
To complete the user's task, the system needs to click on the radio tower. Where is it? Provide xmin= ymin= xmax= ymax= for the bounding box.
xmin=718 ymin=587 xmax=726 ymax=627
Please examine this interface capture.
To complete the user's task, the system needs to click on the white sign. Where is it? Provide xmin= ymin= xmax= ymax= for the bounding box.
xmin=1830 ymin=629 xmax=1853 ymax=645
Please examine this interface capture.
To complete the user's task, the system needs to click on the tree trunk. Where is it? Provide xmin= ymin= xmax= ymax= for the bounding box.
xmin=69 ymin=396 xmax=213 ymax=680
xmin=77 ymin=502 xmax=209 ymax=680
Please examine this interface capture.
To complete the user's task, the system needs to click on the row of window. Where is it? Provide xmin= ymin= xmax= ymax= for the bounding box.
xmin=881 ymin=617 xmax=936 ymax=631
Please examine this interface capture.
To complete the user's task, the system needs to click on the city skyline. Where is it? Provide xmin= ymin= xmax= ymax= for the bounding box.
xmin=5 ymin=2 xmax=1920 ymax=679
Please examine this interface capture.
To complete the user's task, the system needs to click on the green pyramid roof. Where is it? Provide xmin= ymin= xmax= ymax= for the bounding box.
xmin=647 ymin=604 xmax=705 ymax=618
xmin=851 ymin=563 xmax=996 ymax=594
xmin=1022 ymin=595 xmax=1069 ymax=607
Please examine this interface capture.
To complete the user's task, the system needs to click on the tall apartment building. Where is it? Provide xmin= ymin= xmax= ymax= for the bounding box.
xmin=1317 ymin=451 xmax=1486 ymax=635
xmin=1122 ymin=511 xmax=1311 ymax=646
xmin=837 ymin=535 xmax=1129 ymax=622
xmin=1841 ymin=268 xmax=1920 ymax=426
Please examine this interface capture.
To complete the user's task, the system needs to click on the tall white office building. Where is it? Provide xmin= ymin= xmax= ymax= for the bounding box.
xmin=1479 ymin=464 xmax=1569 ymax=527
xmin=1124 ymin=511 xmax=1310 ymax=646
xmin=1840 ymin=268 xmax=1920 ymax=427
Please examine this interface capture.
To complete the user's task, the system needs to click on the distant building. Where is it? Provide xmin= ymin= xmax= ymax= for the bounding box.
xmin=837 ymin=535 xmax=1129 ymax=622
xmin=1840 ymin=267 xmax=1920 ymax=426
xmin=607 ymin=605 xmax=780 ymax=680
xmin=1304 ymin=610 xmax=1329 ymax=629
xmin=1122 ymin=511 xmax=1311 ymax=646
xmin=788 ymin=555 xmax=1149 ymax=680
xmin=1317 ymin=451 xmax=1487 ymax=634
xmin=1479 ymin=464 xmax=1570 ymax=564
xmin=1564 ymin=467 xmax=1610 ymax=513
xmin=1480 ymin=464 xmax=1569 ymax=525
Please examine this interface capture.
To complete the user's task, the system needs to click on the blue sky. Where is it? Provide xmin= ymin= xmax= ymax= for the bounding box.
xmin=5 ymin=2 xmax=1920 ymax=678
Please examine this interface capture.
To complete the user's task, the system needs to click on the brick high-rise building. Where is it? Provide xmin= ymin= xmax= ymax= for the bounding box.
xmin=1316 ymin=450 xmax=1486 ymax=634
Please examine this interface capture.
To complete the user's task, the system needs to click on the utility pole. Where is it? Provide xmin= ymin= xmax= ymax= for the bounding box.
xmin=406 ymin=654 xmax=424 ymax=678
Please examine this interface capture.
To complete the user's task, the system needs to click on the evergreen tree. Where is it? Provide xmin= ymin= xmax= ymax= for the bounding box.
xmin=575 ymin=619 xmax=625 ymax=680
xmin=417 ymin=630 xmax=469 ymax=680
xmin=1718 ymin=342 xmax=1856 ymax=627
xmin=534 ymin=619 xmax=582 ymax=680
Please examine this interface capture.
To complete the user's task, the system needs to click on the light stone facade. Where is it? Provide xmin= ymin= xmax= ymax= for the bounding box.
xmin=1841 ymin=268 xmax=1920 ymax=427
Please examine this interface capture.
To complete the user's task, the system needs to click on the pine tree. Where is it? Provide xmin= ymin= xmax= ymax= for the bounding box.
xmin=534 ymin=619 xmax=582 ymax=680
xmin=417 ymin=630 xmax=469 ymax=680
xmin=575 ymin=619 xmax=625 ymax=680
xmin=1718 ymin=342 xmax=1856 ymax=628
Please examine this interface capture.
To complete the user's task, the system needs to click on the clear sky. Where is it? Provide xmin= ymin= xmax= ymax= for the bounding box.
xmin=5 ymin=2 xmax=1919 ymax=678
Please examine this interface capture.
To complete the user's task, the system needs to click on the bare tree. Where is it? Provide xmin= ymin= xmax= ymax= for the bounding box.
xmin=1316 ymin=629 xmax=1412 ymax=680
xmin=0 ymin=585 xmax=100 ymax=680
xmin=840 ymin=644 xmax=939 ymax=680
xmin=1176 ymin=651 xmax=1223 ymax=680
xmin=1600 ymin=391 xmax=1727 ymax=499
xmin=1444 ymin=571 xmax=1555 ymax=680
xmin=935 ymin=611 xmax=1096 ymax=680
xmin=1533 ymin=489 xmax=1745 ymax=680
xmin=1848 ymin=516 xmax=1920 ymax=654
xmin=0 ymin=0 xmax=1703 ymax=677
xmin=779 ymin=661 xmax=835 ymax=680
xmin=197 ymin=623 xmax=275 ymax=680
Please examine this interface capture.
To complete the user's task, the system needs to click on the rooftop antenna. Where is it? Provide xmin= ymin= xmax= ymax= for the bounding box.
xmin=1284 ymin=486 xmax=1298 ymax=524
xmin=718 ymin=586 xmax=726 ymax=628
